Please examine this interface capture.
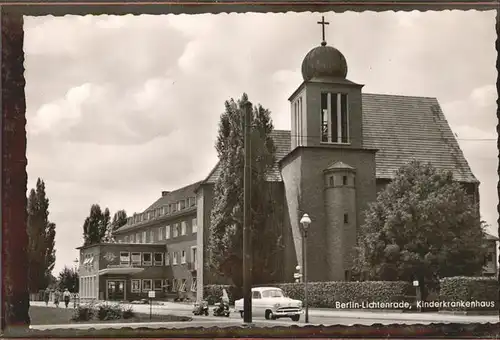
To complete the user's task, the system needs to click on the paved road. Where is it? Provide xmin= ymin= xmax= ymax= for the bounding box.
xmin=29 ymin=301 xmax=499 ymax=330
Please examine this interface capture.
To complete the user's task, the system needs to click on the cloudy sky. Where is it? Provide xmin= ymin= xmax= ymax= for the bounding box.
xmin=24 ymin=10 xmax=497 ymax=275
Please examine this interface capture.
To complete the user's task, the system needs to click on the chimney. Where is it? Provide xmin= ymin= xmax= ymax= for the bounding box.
xmin=162 ymin=191 xmax=170 ymax=197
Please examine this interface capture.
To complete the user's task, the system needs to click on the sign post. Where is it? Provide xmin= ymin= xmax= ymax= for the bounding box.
xmin=148 ymin=290 xmax=155 ymax=320
xmin=413 ymin=280 xmax=421 ymax=312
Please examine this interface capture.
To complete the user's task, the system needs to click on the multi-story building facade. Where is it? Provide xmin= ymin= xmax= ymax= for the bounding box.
xmin=77 ymin=182 xmax=201 ymax=301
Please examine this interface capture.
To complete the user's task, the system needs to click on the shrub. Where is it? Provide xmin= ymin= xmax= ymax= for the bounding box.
xmin=96 ymin=302 xmax=123 ymax=321
xmin=439 ymin=276 xmax=498 ymax=312
xmin=71 ymin=303 xmax=95 ymax=321
xmin=204 ymin=281 xmax=412 ymax=309
xmin=121 ymin=305 xmax=135 ymax=319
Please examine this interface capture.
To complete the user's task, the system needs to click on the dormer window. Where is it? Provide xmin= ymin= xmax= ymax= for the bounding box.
xmin=321 ymin=92 xmax=349 ymax=144
xmin=343 ymin=176 xmax=348 ymax=186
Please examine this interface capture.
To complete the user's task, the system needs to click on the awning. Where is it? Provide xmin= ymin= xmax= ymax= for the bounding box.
xmin=98 ymin=267 xmax=144 ymax=276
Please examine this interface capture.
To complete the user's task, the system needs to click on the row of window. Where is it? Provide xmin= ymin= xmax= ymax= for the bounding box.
xmin=131 ymin=278 xmax=197 ymax=293
xmin=127 ymin=197 xmax=197 ymax=226
xmin=328 ymin=175 xmax=350 ymax=187
xmin=119 ymin=248 xmax=197 ymax=267
xmin=122 ymin=219 xmax=197 ymax=244
xmin=321 ymin=92 xmax=349 ymax=144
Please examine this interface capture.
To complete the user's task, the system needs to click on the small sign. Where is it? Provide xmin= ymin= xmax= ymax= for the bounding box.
xmin=413 ymin=280 xmax=419 ymax=287
xmin=293 ymin=273 xmax=302 ymax=278
xmin=148 ymin=290 xmax=155 ymax=298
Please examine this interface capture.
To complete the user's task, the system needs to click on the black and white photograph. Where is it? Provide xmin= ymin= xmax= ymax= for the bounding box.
xmin=3 ymin=4 xmax=499 ymax=334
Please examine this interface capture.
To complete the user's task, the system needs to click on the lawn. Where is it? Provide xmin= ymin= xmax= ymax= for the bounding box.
xmin=29 ymin=305 xmax=192 ymax=325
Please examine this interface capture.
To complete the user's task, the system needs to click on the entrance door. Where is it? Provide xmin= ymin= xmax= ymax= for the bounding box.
xmin=107 ymin=280 xmax=125 ymax=301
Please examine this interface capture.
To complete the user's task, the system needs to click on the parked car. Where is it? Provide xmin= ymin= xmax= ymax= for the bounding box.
xmin=234 ymin=287 xmax=303 ymax=321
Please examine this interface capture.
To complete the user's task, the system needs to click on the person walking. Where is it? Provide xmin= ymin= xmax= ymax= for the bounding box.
xmin=53 ymin=289 xmax=61 ymax=308
xmin=63 ymin=288 xmax=71 ymax=308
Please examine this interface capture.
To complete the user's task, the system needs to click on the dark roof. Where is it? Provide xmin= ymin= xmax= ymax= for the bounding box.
xmin=145 ymin=181 xmax=203 ymax=211
xmin=114 ymin=181 xmax=202 ymax=234
xmin=202 ymin=93 xmax=477 ymax=184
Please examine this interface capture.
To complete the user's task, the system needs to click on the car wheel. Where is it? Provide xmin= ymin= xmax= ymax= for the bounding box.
xmin=240 ymin=311 xmax=244 ymax=318
xmin=265 ymin=310 xmax=275 ymax=320
xmin=291 ymin=315 xmax=300 ymax=322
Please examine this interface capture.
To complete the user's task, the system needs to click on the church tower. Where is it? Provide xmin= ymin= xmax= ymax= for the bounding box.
xmin=281 ymin=17 xmax=377 ymax=282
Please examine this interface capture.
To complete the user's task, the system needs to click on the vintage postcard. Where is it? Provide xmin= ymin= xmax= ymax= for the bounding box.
xmin=1 ymin=2 xmax=498 ymax=337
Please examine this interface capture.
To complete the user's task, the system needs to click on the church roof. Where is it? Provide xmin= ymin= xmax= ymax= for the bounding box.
xmin=325 ymin=161 xmax=355 ymax=171
xmin=201 ymin=93 xmax=478 ymax=185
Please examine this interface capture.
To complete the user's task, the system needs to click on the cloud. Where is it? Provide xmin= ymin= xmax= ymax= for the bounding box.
xmin=23 ymin=10 xmax=497 ymax=275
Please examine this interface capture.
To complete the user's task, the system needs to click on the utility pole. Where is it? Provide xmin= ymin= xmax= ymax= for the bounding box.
xmin=242 ymin=101 xmax=253 ymax=324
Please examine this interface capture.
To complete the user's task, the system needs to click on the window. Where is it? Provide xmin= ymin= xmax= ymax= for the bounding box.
xmin=158 ymin=227 xmax=163 ymax=241
xmin=345 ymin=270 xmax=352 ymax=281
xmin=131 ymin=279 xmax=141 ymax=293
xmin=320 ymin=92 xmax=349 ymax=144
xmin=173 ymin=252 xmax=178 ymax=265
xmin=190 ymin=197 xmax=196 ymax=207
xmin=252 ymin=291 xmax=261 ymax=299
xmin=181 ymin=250 xmax=186 ymax=264
xmin=165 ymin=205 xmax=170 ymax=215
xmin=172 ymin=203 xmax=177 ymax=213
xmin=177 ymin=201 xmax=182 ymax=211
xmin=179 ymin=279 xmax=187 ymax=292
xmin=191 ymin=247 xmax=197 ymax=266
xmin=154 ymin=252 xmax=164 ymax=266
xmin=165 ymin=225 xmax=171 ymax=239
xmin=142 ymin=279 xmax=152 ymax=292
xmin=165 ymin=252 xmax=170 ymax=266
xmin=131 ymin=252 xmax=141 ymax=266
xmin=173 ymin=224 xmax=179 ymax=238
xmin=172 ymin=279 xmax=178 ymax=292
xmin=120 ymin=252 xmax=130 ymax=265
xmin=344 ymin=213 xmax=349 ymax=224
xmin=136 ymin=233 xmax=141 ymax=243
xmin=180 ymin=200 xmax=186 ymax=210
xmin=191 ymin=277 xmax=197 ymax=292
xmin=149 ymin=230 xmax=154 ymax=243
xmin=154 ymin=279 xmax=163 ymax=291
xmin=142 ymin=252 xmax=152 ymax=266
xmin=164 ymin=279 xmax=171 ymax=292
xmin=485 ymin=253 xmax=494 ymax=262
xmin=329 ymin=176 xmax=334 ymax=186
xmin=343 ymin=176 xmax=348 ymax=186
xmin=124 ymin=236 xmax=129 ymax=243
xmin=192 ymin=218 xmax=198 ymax=233
xmin=181 ymin=221 xmax=187 ymax=236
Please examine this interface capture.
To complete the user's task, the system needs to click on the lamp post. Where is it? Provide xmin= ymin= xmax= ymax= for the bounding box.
xmin=73 ymin=258 xmax=79 ymax=308
xmin=300 ymin=213 xmax=311 ymax=323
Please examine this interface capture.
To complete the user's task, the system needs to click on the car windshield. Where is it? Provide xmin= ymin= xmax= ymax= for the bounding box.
xmin=261 ymin=289 xmax=284 ymax=298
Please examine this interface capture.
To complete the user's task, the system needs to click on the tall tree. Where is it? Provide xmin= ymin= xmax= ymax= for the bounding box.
xmin=83 ymin=204 xmax=107 ymax=245
xmin=27 ymin=178 xmax=57 ymax=293
xmin=354 ymin=160 xmax=487 ymax=298
xmin=207 ymin=93 xmax=283 ymax=288
xmin=57 ymin=266 xmax=79 ymax=293
xmin=103 ymin=210 xmax=128 ymax=242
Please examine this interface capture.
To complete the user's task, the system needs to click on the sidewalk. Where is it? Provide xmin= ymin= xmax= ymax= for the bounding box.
xmin=30 ymin=301 xmax=499 ymax=323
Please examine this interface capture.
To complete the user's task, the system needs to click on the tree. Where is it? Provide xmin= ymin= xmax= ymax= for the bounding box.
xmin=82 ymin=204 xmax=110 ymax=245
xmin=103 ymin=210 xmax=128 ymax=242
xmin=27 ymin=178 xmax=57 ymax=293
xmin=207 ymin=93 xmax=283 ymax=289
xmin=355 ymin=160 xmax=487 ymax=298
xmin=57 ymin=266 xmax=79 ymax=293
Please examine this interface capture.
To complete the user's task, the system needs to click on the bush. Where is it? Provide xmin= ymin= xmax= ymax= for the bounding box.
xmin=439 ymin=276 xmax=498 ymax=312
xmin=204 ymin=281 xmax=412 ymax=309
xmin=71 ymin=303 xmax=96 ymax=321
xmin=121 ymin=305 xmax=135 ymax=319
xmin=96 ymin=302 xmax=123 ymax=321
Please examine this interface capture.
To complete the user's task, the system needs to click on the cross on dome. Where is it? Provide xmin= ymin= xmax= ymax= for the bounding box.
xmin=317 ymin=16 xmax=330 ymax=46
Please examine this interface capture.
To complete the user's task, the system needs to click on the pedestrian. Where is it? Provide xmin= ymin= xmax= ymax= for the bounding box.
xmin=63 ymin=288 xmax=71 ymax=308
xmin=53 ymin=289 xmax=60 ymax=308
xmin=43 ymin=288 xmax=50 ymax=306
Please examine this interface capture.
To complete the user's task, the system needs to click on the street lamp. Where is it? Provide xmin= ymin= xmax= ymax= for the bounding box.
xmin=73 ymin=258 xmax=79 ymax=308
xmin=300 ymin=213 xmax=311 ymax=323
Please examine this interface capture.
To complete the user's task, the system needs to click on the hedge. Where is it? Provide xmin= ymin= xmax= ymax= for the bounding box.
xmin=204 ymin=281 xmax=413 ymax=308
xmin=439 ymin=276 xmax=498 ymax=312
